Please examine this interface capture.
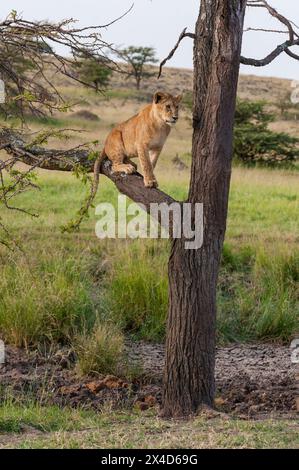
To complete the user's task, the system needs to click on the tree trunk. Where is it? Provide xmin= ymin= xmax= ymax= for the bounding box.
xmin=162 ymin=0 xmax=247 ymax=417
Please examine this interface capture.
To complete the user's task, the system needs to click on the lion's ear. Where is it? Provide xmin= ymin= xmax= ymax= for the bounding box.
xmin=153 ymin=91 xmax=165 ymax=104
xmin=175 ymin=94 xmax=183 ymax=103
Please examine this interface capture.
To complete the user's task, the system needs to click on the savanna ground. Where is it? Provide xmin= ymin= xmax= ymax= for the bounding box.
xmin=0 ymin=68 xmax=298 ymax=448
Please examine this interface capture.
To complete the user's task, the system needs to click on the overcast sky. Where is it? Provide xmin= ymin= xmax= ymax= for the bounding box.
xmin=2 ymin=0 xmax=299 ymax=80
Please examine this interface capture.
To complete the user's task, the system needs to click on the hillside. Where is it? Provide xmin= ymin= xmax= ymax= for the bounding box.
xmin=110 ymin=65 xmax=293 ymax=102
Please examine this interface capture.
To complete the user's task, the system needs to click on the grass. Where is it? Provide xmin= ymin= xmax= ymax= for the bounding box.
xmin=104 ymin=241 xmax=168 ymax=341
xmin=0 ymin=164 xmax=298 ymax=346
xmin=0 ymin=401 xmax=96 ymax=434
xmin=217 ymin=244 xmax=299 ymax=342
xmin=74 ymin=322 xmax=124 ymax=375
xmin=0 ymin=401 xmax=297 ymax=449
xmin=0 ymin=251 xmax=96 ymax=348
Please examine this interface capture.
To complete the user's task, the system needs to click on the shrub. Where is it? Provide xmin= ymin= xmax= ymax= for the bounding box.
xmin=233 ymin=100 xmax=299 ymax=166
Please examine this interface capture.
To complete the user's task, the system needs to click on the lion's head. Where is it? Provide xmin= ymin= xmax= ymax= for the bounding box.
xmin=153 ymin=91 xmax=182 ymax=126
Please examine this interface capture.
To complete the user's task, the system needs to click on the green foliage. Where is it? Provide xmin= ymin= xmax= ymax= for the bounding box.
xmin=120 ymin=46 xmax=158 ymax=90
xmin=234 ymin=100 xmax=299 ymax=165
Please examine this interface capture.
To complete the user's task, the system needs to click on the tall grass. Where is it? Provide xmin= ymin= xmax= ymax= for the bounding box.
xmin=102 ymin=241 xmax=299 ymax=343
xmin=74 ymin=322 xmax=124 ymax=375
xmin=0 ymin=251 xmax=95 ymax=348
xmin=218 ymin=245 xmax=299 ymax=342
xmin=103 ymin=240 xmax=168 ymax=341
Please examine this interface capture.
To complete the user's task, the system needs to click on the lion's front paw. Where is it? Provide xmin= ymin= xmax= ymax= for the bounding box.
xmin=111 ymin=163 xmax=135 ymax=175
xmin=144 ymin=177 xmax=158 ymax=188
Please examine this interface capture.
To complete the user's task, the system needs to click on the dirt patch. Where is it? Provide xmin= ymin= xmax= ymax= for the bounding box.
xmin=70 ymin=110 xmax=100 ymax=121
xmin=0 ymin=342 xmax=297 ymax=419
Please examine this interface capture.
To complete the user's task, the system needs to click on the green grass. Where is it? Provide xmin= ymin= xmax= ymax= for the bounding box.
xmin=0 ymin=401 xmax=297 ymax=449
xmin=217 ymin=244 xmax=299 ymax=342
xmin=103 ymin=240 xmax=168 ymax=341
xmin=0 ymin=252 xmax=95 ymax=348
xmin=0 ymin=401 xmax=96 ymax=434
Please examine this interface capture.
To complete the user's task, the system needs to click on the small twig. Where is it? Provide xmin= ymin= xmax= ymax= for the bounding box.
xmin=244 ymin=27 xmax=289 ymax=34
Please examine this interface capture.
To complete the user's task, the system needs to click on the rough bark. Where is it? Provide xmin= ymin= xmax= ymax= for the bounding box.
xmin=162 ymin=0 xmax=247 ymax=417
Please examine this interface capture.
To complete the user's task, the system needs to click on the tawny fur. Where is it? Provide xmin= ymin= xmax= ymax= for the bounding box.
xmin=93 ymin=91 xmax=182 ymax=194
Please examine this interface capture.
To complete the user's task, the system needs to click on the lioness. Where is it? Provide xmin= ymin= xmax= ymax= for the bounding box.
xmin=93 ymin=91 xmax=182 ymax=192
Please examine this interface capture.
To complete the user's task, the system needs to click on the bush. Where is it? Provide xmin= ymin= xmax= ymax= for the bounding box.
xmin=234 ymin=100 xmax=299 ymax=166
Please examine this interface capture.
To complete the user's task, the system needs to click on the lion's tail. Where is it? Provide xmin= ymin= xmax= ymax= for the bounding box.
xmin=64 ymin=149 xmax=106 ymax=232
xmin=91 ymin=148 xmax=106 ymax=203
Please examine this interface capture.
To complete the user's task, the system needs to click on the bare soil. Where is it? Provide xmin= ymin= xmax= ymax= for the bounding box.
xmin=0 ymin=342 xmax=298 ymax=419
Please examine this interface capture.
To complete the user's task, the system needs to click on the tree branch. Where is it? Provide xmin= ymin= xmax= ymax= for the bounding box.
xmin=241 ymin=0 xmax=299 ymax=66
xmin=240 ymin=38 xmax=299 ymax=66
xmin=158 ymin=28 xmax=196 ymax=79
xmin=0 ymin=128 xmax=176 ymax=213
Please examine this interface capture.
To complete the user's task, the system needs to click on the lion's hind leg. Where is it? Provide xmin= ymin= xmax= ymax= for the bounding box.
xmin=106 ymin=130 xmax=135 ymax=175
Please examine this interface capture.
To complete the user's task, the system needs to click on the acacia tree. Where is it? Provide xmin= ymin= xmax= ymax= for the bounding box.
xmin=119 ymin=46 xmax=158 ymax=90
xmin=73 ymin=52 xmax=113 ymax=92
xmin=1 ymin=2 xmax=299 ymax=417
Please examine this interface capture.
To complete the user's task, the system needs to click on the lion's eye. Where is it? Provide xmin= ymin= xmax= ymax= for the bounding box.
xmin=166 ymin=105 xmax=171 ymax=111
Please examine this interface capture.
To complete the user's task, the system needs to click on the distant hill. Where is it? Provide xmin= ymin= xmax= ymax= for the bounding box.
xmin=110 ymin=65 xmax=293 ymax=104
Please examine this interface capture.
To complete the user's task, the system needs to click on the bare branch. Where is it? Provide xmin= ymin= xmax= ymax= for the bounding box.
xmin=258 ymin=0 xmax=294 ymax=42
xmin=158 ymin=28 xmax=195 ymax=79
xmin=240 ymin=38 xmax=299 ymax=66
xmin=244 ymin=27 xmax=290 ymax=34
xmin=242 ymin=0 xmax=299 ymax=66
xmin=0 ymin=11 xmax=129 ymax=118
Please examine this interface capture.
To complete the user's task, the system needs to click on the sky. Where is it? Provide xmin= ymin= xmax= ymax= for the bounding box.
xmin=2 ymin=0 xmax=299 ymax=80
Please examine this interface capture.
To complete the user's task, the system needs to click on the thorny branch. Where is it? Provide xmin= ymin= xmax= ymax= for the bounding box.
xmin=0 ymin=8 xmax=133 ymax=118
